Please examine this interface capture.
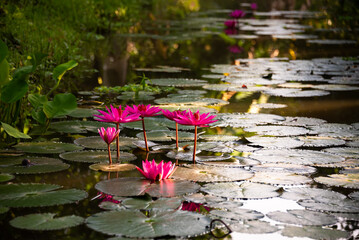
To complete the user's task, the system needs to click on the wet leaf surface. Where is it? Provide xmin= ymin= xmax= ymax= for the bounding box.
xmin=281 ymin=225 xmax=349 ymax=239
xmin=314 ymin=174 xmax=359 ymax=189
xmin=60 ymin=150 xmax=136 ymax=163
xmin=74 ymin=136 xmax=137 ymax=151
xmin=249 ymin=172 xmax=312 ymax=186
xmin=14 ymin=141 xmax=84 ymax=154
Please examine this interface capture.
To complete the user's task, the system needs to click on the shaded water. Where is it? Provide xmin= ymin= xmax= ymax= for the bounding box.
xmin=1 ymin=0 xmax=359 ymax=239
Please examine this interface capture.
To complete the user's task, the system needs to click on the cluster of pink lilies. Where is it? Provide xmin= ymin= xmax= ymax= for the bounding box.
xmin=94 ymin=104 xmax=217 ymax=181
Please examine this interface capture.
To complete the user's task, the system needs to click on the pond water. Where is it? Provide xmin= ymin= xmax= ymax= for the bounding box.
xmin=1 ymin=1 xmax=359 ymax=239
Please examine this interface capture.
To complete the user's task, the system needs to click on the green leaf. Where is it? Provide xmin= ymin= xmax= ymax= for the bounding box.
xmin=31 ymin=109 xmax=47 ymax=125
xmin=30 ymin=52 xmax=47 ymax=72
xmin=0 ymin=40 xmax=8 ymax=63
xmin=28 ymin=93 xmax=48 ymax=108
xmin=1 ymin=122 xmax=31 ymax=139
xmin=0 ymin=59 xmax=9 ymax=86
xmin=43 ymin=93 xmax=77 ymax=118
xmin=1 ymin=66 xmax=33 ymax=103
xmin=53 ymin=60 xmax=78 ymax=81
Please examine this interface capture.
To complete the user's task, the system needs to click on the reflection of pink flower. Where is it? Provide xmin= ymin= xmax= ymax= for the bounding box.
xmin=97 ymin=192 xmax=121 ymax=204
xmin=250 ymin=3 xmax=258 ymax=10
xmin=224 ymin=20 xmax=236 ymax=28
xmin=230 ymin=10 xmax=246 ymax=18
xmin=98 ymin=127 xmax=120 ymax=164
xmin=228 ymin=45 xmax=243 ymax=53
xmin=162 ymin=109 xmax=188 ymax=149
xmin=136 ymin=159 xmax=177 ymax=181
xmin=181 ymin=202 xmax=211 ymax=213
xmin=224 ymin=28 xmax=238 ymax=35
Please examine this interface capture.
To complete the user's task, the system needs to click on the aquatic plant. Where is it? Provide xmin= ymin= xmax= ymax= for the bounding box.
xmin=162 ymin=109 xmax=188 ymax=150
xmin=230 ymin=10 xmax=246 ymax=18
xmin=174 ymin=110 xmax=217 ymax=164
xmin=126 ymin=104 xmax=162 ymax=151
xmin=98 ymin=127 xmax=120 ymax=165
xmin=251 ymin=3 xmax=258 ymax=10
xmin=136 ymin=159 xmax=177 ymax=181
xmin=94 ymin=105 xmax=140 ymax=159
xmin=181 ymin=202 xmax=211 ymax=213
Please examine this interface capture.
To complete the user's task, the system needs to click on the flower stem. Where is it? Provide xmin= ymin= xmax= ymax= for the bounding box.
xmin=193 ymin=125 xmax=197 ymax=165
xmin=107 ymin=144 xmax=112 ymax=165
xmin=142 ymin=117 xmax=149 ymax=152
xmin=116 ymin=123 xmax=120 ymax=161
xmin=175 ymin=122 xmax=179 ymax=150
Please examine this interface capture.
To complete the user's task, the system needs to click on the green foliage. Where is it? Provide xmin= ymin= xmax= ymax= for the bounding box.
xmin=1 ymin=66 xmax=32 ymax=103
xmin=1 ymin=122 xmax=31 ymax=139
xmin=43 ymin=93 xmax=77 ymax=119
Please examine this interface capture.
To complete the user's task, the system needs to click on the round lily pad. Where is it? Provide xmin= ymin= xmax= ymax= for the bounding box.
xmin=200 ymin=157 xmax=261 ymax=168
xmin=0 ymin=206 xmax=9 ymax=214
xmin=214 ymin=113 xmax=285 ymax=128
xmin=122 ymin=117 xmax=169 ymax=131
xmin=89 ymin=163 xmax=137 ymax=172
xmin=311 ymin=84 xmax=359 ymax=91
xmin=0 ymin=161 xmax=69 ymax=174
xmin=281 ymin=187 xmax=347 ymax=202
xmin=267 ymin=209 xmax=337 ymax=226
xmin=323 ymin=147 xmax=359 ymax=159
xmin=0 ymin=173 xmax=15 ymax=182
xmin=0 ymin=183 xmax=88 ymax=207
xmin=196 ymin=142 xmax=234 ymax=153
xmin=86 ymin=209 xmax=211 ymax=238
xmin=249 ymin=149 xmax=344 ymax=165
xmin=201 ymin=182 xmax=280 ymax=200
xmin=14 ymin=142 xmax=84 ymax=154
xmin=314 ymin=174 xmax=359 ymax=189
xmin=101 ymin=197 xmax=182 ymax=211
xmin=96 ymin=177 xmax=200 ymax=198
xmin=10 ymin=213 xmax=84 ymax=230
xmin=251 ymin=103 xmax=287 ymax=109
xmin=50 ymin=120 xmax=116 ymax=133
xmin=298 ymin=136 xmax=346 ymax=147
xmin=136 ymin=130 xmax=194 ymax=142
xmin=210 ymin=208 xmax=263 ymax=221
xmin=298 ymin=196 xmax=359 ymax=213
xmin=251 ymin=163 xmax=316 ymax=174
xmin=250 ymin=172 xmax=312 ymax=186
xmin=199 ymin=135 xmax=239 ymax=142
xmin=60 ymin=151 xmax=136 ymax=163
xmin=229 ymin=221 xmax=278 ymax=234
xmin=279 ymin=117 xmax=327 ymax=127
xmin=155 ymin=96 xmax=228 ymax=107
xmin=349 ymin=191 xmax=359 ymax=200
xmin=247 ymin=136 xmax=304 ymax=148
xmin=310 ymin=123 xmax=359 ymax=139
xmin=172 ymin=165 xmax=254 ymax=182
xmin=117 ymin=91 xmax=155 ymax=101
xmin=67 ymin=108 xmax=98 ymax=118
xmin=244 ymin=125 xmax=310 ymax=136
xmin=281 ymin=225 xmax=349 ymax=240
xmin=149 ymin=78 xmax=207 ymax=87
xmin=74 ymin=136 xmax=137 ymax=151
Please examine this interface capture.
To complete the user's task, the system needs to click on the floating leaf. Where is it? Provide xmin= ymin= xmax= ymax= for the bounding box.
xmin=0 ymin=173 xmax=14 ymax=182
xmin=172 ymin=165 xmax=253 ymax=182
xmin=89 ymin=163 xmax=137 ymax=172
xmin=298 ymin=196 xmax=359 ymax=213
xmin=117 ymin=92 xmax=155 ymax=101
xmin=247 ymin=136 xmax=304 ymax=148
xmin=86 ymin=210 xmax=211 ymax=238
xmin=67 ymin=108 xmax=98 ymax=118
xmin=281 ymin=225 xmax=349 ymax=240
xmin=250 ymin=172 xmax=312 ymax=186
xmin=251 ymin=103 xmax=287 ymax=109
xmin=14 ymin=141 xmax=84 ymax=154
xmin=267 ymin=209 xmax=337 ymax=226
xmin=10 ymin=213 xmax=84 ymax=230
xmin=0 ymin=183 xmax=87 ymax=207
xmin=0 ymin=161 xmax=69 ymax=174
xmin=149 ymin=78 xmax=207 ymax=87
xmin=136 ymin=130 xmax=194 ymax=142
xmin=0 ymin=206 xmax=9 ymax=214
xmin=323 ymin=147 xmax=359 ymax=159
xmin=281 ymin=187 xmax=347 ymax=202
xmin=102 ymin=197 xmax=182 ymax=211
xmin=96 ymin=178 xmax=200 ymax=198
xmin=60 ymin=151 xmax=136 ymax=163
xmin=251 ymin=163 xmax=317 ymax=174
xmin=244 ymin=125 xmax=310 ymax=136
xmin=311 ymin=84 xmax=359 ymax=91
xmin=298 ymin=136 xmax=346 ymax=147
xmin=349 ymin=191 xmax=359 ymax=200
xmin=200 ymin=157 xmax=261 ymax=168
xmin=74 ymin=136 xmax=136 ymax=151
xmin=166 ymin=150 xmax=231 ymax=162
xmin=155 ymin=97 xmax=228 ymax=107
xmin=214 ymin=113 xmax=285 ymax=128
xmin=210 ymin=208 xmax=263 ymax=221
xmin=201 ymin=182 xmax=280 ymax=199
xmin=1 ymin=122 xmax=31 ymax=139
xmin=50 ymin=121 xmax=116 ymax=134
xmin=264 ymin=88 xmax=330 ymax=97
xmin=314 ymin=174 xmax=359 ymax=189
xmin=123 ymin=117 xmax=169 ymax=131
xmin=229 ymin=221 xmax=278 ymax=234
xmin=199 ymin=135 xmax=239 ymax=142
xmin=310 ymin=123 xmax=359 ymax=139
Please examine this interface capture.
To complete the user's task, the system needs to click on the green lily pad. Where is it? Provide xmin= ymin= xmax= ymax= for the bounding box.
xmin=298 ymin=196 xmax=359 ymax=213
xmin=313 ymin=158 xmax=359 ymax=168
xmin=122 ymin=117 xmax=169 ymax=131
xmin=311 ymin=84 xmax=359 ymax=91
xmin=247 ymin=136 xmax=304 ymax=148
xmin=349 ymin=191 xmax=359 ymax=200
xmin=14 ymin=141 xmax=84 ymax=154
xmin=0 ymin=173 xmax=14 ymax=182
xmin=0 ymin=206 xmax=9 ymax=214
xmin=172 ymin=165 xmax=253 ymax=182
xmin=155 ymin=97 xmax=228 ymax=107
xmin=149 ymin=78 xmax=207 ymax=87
xmin=0 ymin=183 xmax=87 ymax=207
xmin=199 ymin=135 xmax=239 ymax=142
xmin=244 ymin=125 xmax=310 ymax=136
xmin=89 ymin=163 xmax=137 ymax=172
xmin=136 ymin=130 xmax=194 ymax=142
xmin=267 ymin=209 xmax=337 ymax=226
xmin=67 ymin=108 xmax=98 ymax=118
xmin=210 ymin=208 xmax=264 ymax=221
xmin=298 ymin=136 xmax=346 ymax=147
xmin=86 ymin=210 xmax=211 ymax=238
xmin=264 ymin=88 xmax=330 ymax=97
xmin=229 ymin=221 xmax=278 ymax=234
xmin=251 ymin=103 xmax=287 ymax=109
xmin=323 ymin=147 xmax=359 ymax=159
xmin=117 ymin=92 xmax=155 ymax=101
xmin=196 ymin=142 xmax=234 ymax=153
xmin=10 ymin=213 xmax=84 ymax=230
xmin=201 ymin=182 xmax=280 ymax=199
xmin=250 ymin=172 xmax=312 ymax=186
xmin=60 ymin=151 xmax=136 ymax=163
xmin=100 ymin=197 xmax=182 ymax=211
xmin=310 ymin=123 xmax=359 ymax=139
xmin=251 ymin=163 xmax=316 ymax=174
xmin=281 ymin=226 xmax=349 ymax=239
xmin=200 ymin=157 xmax=261 ymax=168
xmin=249 ymin=149 xmax=344 ymax=165
xmin=166 ymin=150 xmax=231 ymax=162
xmin=214 ymin=113 xmax=285 ymax=128
xmin=74 ymin=136 xmax=137 ymax=151
xmin=157 ymin=105 xmax=217 ymax=114
xmin=281 ymin=187 xmax=347 ymax=202
xmin=279 ymin=117 xmax=327 ymax=127
xmin=314 ymin=174 xmax=359 ymax=189
xmin=0 ymin=161 xmax=69 ymax=174
xmin=50 ymin=120 xmax=116 ymax=133
xmin=96 ymin=177 xmax=200 ymax=198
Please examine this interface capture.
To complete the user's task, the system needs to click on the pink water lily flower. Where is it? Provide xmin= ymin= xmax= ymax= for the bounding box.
xmin=136 ymin=159 xmax=177 ymax=181
xmin=94 ymin=105 xmax=140 ymax=160
xmin=174 ymin=110 xmax=217 ymax=164
xmin=162 ymin=109 xmax=187 ymax=149
xmin=98 ymin=127 xmax=120 ymax=165
xmin=250 ymin=3 xmax=258 ymax=10
xmin=230 ymin=9 xmax=246 ymax=18
xmin=126 ymin=104 xmax=162 ymax=152
xmin=224 ymin=19 xmax=236 ymax=28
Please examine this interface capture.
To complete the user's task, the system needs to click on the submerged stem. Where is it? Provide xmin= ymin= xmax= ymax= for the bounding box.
xmin=142 ymin=117 xmax=149 ymax=152
xmin=116 ymin=123 xmax=120 ymax=161
xmin=107 ymin=144 xmax=112 ymax=165
xmin=193 ymin=125 xmax=197 ymax=165
xmin=175 ymin=122 xmax=179 ymax=150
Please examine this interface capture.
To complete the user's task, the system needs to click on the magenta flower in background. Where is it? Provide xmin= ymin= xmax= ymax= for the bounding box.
xmin=94 ymin=105 xmax=140 ymax=160
xmin=181 ymin=202 xmax=211 ymax=213
xmin=98 ymin=127 xmax=120 ymax=165
xmin=230 ymin=9 xmax=246 ymax=18
xmin=162 ymin=109 xmax=188 ymax=150
xmin=136 ymin=159 xmax=177 ymax=181
xmin=126 ymin=104 xmax=162 ymax=152
xmin=250 ymin=3 xmax=258 ymax=10
xmin=228 ymin=45 xmax=243 ymax=54
xmin=97 ymin=192 xmax=121 ymax=204
xmin=224 ymin=28 xmax=238 ymax=35
xmin=224 ymin=19 xmax=236 ymax=28
xmin=174 ymin=110 xmax=217 ymax=164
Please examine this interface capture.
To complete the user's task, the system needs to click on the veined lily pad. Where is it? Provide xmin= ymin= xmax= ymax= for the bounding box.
xmin=323 ymin=147 xmax=359 ymax=159
xmin=249 ymin=149 xmax=344 ymax=165
xmin=89 ymin=163 xmax=137 ymax=172
xmin=310 ymin=123 xmax=359 ymax=139
xmin=0 ymin=173 xmax=14 ymax=182
xmin=264 ymin=88 xmax=330 ymax=97
xmin=200 ymin=157 xmax=261 ymax=168
xmin=74 ymin=136 xmax=137 ymax=151
xmin=199 ymin=135 xmax=239 ymax=142
xmin=251 ymin=163 xmax=316 ymax=174
xmin=95 ymin=177 xmax=200 ymax=198
xmin=0 ymin=161 xmax=69 ymax=174
xmin=298 ymin=136 xmax=345 ymax=147
xmin=196 ymin=142 xmax=234 ymax=153
xmin=172 ymin=165 xmax=253 ymax=182
xmin=157 ymin=105 xmax=217 ymax=114
xmin=155 ymin=97 xmax=228 ymax=107
xmin=86 ymin=210 xmax=211 ymax=238
xmin=10 ymin=213 xmax=84 ymax=230
xmin=314 ymin=158 xmax=359 ymax=168
xmin=50 ymin=120 xmax=116 ymax=133
xmin=251 ymin=103 xmax=287 ymax=109
xmin=244 ymin=125 xmax=310 ymax=136
xmin=201 ymin=182 xmax=280 ymax=199
xmin=247 ymin=136 xmax=304 ymax=148
xmin=224 ymin=142 xmax=260 ymax=153
xmin=177 ymin=89 xmax=208 ymax=95
xmin=279 ymin=116 xmax=327 ymax=127
xmin=229 ymin=221 xmax=278 ymax=234
xmin=14 ymin=142 xmax=84 ymax=154
xmin=311 ymin=84 xmax=359 ymax=91
xmin=281 ymin=226 xmax=349 ymax=239
xmin=314 ymin=174 xmax=359 ymax=189
xmin=214 ymin=113 xmax=285 ymax=128
xmin=100 ymin=197 xmax=182 ymax=211
xmin=249 ymin=172 xmax=312 ymax=186
xmin=117 ymin=92 xmax=155 ymax=101
xmin=60 ymin=151 xmax=136 ymax=163
xmin=298 ymin=196 xmax=359 ymax=213
xmin=122 ymin=117 xmax=168 ymax=131
xmin=267 ymin=209 xmax=337 ymax=226
xmin=67 ymin=108 xmax=98 ymax=118
xmin=281 ymin=187 xmax=347 ymax=202
xmin=136 ymin=130 xmax=194 ymax=142
xmin=0 ymin=183 xmax=87 ymax=207
xmin=210 ymin=208 xmax=264 ymax=221
xmin=149 ymin=78 xmax=207 ymax=87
